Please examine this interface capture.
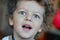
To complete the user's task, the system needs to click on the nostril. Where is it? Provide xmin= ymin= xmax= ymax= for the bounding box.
xmin=25 ymin=18 xmax=32 ymax=22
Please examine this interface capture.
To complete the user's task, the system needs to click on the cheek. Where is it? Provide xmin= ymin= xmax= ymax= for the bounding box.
xmin=34 ymin=22 xmax=41 ymax=28
xmin=33 ymin=19 xmax=43 ymax=25
xmin=13 ymin=20 xmax=20 ymax=30
xmin=13 ymin=16 xmax=24 ymax=24
xmin=14 ymin=20 xmax=22 ymax=32
xmin=33 ymin=19 xmax=43 ymax=29
xmin=13 ymin=19 xmax=23 ymax=28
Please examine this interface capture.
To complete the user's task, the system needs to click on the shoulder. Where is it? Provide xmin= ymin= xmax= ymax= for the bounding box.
xmin=2 ymin=36 xmax=9 ymax=40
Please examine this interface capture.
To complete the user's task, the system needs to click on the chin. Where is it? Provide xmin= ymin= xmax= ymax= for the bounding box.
xmin=20 ymin=35 xmax=32 ymax=39
xmin=19 ymin=32 xmax=33 ymax=39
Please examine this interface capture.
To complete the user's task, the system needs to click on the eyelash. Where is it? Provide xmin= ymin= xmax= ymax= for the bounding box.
xmin=18 ymin=11 xmax=26 ymax=15
xmin=33 ymin=14 xmax=40 ymax=19
xmin=18 ymin=11 xmax=40 ymax=19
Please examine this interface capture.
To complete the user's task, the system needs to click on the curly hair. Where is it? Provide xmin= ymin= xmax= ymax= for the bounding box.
xmin=7 ymin=0 xmax=42 ymax=15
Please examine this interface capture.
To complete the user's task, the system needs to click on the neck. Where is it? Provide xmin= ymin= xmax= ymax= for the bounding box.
xmin=13 ymin=31 xmax=35 ymax=40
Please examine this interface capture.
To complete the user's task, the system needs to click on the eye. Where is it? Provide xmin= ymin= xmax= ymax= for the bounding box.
xmin=18 ymin=11 xmax=26 ymax=16
xmin=33 ymin=14 xmax=40 ymax=19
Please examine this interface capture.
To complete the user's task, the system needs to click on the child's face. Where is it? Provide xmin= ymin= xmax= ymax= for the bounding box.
xmin=10 ymin=1 xmax=45 ymax=38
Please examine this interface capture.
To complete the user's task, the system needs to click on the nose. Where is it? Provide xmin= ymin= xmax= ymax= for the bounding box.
xmin=25 ymin=15 xmax=32 ymax=22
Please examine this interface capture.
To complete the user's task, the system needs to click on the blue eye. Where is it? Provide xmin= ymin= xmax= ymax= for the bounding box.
xmin=18 ymin=11 xmax=26 ymax=15
xmin=33 ymin=14 xmax=40 ymax=19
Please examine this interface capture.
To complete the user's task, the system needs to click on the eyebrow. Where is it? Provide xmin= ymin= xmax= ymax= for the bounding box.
xmin=16 ymin=8 xmax=25 ymax=11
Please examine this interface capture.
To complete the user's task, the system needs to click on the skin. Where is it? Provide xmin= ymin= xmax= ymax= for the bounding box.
xmin=9 ymin=1 xmax=45 ymax=40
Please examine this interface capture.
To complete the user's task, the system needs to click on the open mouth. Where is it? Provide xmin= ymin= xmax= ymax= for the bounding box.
xmin=22 ymin=24 xmax=32 ymax=31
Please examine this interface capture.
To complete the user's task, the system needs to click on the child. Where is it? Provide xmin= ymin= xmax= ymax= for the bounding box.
xmin=2 ymin=0 xmax=50 ymax=40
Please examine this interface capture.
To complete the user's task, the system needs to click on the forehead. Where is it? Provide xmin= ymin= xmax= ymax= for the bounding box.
xmin=16 ymin=1 xmax=45 ymax=15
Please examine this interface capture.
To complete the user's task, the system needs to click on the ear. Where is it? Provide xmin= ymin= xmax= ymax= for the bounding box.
xmin=9 ymin=16 xmax=13 ymax=26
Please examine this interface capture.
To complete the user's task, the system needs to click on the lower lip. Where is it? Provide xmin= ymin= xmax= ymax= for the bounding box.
xmin=23 ymin=28 xmax=31 ymax=32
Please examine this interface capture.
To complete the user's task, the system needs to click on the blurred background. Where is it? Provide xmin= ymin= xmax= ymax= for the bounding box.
xmin=0 ymin=0 xmax=13 ymax=39
xmin=0 ymin=0 xmax=60 ymax=40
